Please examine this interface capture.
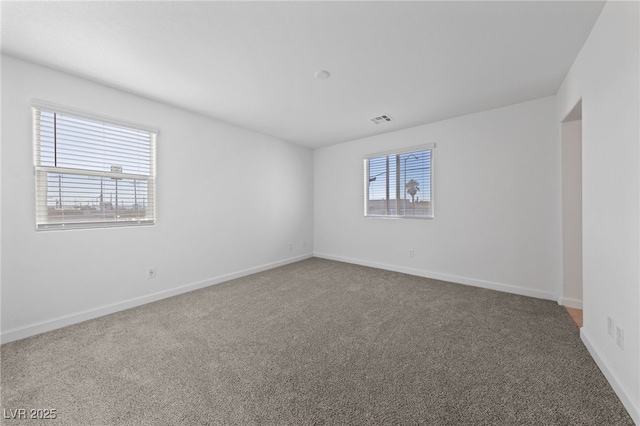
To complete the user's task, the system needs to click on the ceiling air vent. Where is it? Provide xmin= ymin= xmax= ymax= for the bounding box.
xmin=370 ymin=114 xmax=393 ymax=125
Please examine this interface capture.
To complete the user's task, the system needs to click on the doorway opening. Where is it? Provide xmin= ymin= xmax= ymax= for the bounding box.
xmin=561 ymin=100 xmax=583 ymax=327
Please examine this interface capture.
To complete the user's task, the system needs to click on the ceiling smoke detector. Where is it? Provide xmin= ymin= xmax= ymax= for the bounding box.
xmin=315 ymin=70 xmax=331 ymax=80
xmin=370 ymin=114 xmax=394 ymax=125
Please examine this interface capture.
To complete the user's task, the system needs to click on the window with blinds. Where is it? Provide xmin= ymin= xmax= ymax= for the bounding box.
xmin=364 ymin=144 xmax=434 ymax=219
xmin=33 ymin=102 xmax=157 ymax=230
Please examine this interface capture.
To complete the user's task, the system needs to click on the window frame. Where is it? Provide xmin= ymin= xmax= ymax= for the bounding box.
xmin=363 ymin=143 xmax=435 ymax=220
xmin=32 ymin=100 xmax=158 ymax=231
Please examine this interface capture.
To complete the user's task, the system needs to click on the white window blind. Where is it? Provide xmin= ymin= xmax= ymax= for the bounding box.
xmin=33 ymin=102 xmax=157 ymax=230
xmin=364 ymin=144 xmax=434 ymax=219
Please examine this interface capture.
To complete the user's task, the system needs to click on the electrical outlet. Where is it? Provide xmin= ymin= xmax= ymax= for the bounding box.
xmin=607 ymin=317 xmax=614 ymax=337
xmin=147 ymin=267 xmax=156 ymax=279
xmin=408 ymin=249 xmax=414 ymax=258
xmin=288 ymin=242 xmax=292 ymax=250
xmin=616 ymin=326 xmax=624 ymax=350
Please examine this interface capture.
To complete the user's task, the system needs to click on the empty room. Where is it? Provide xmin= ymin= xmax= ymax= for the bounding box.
xmin=1 ymin=1 xmax=639 ymax=424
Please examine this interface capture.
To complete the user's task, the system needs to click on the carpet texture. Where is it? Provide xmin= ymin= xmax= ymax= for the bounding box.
xmin=1 ymin=258 xmax=634 ymax=425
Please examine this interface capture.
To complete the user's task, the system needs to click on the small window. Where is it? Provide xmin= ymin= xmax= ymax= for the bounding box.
xmin=364 ymin=144 xmax=434 ymax=219
xmin=33 ymin=102 xmax=157 ymax=230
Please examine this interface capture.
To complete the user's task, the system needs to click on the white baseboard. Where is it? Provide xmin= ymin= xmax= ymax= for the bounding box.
xmin=557 ymin=296 xmax=583 ymax=309
xmin=1 ymin=253 xmax=313 ymax=344
xmin=313 ymin=252 xmax=556 ymax=301
xmin=580 ymin=329 xmax=639 ymax=425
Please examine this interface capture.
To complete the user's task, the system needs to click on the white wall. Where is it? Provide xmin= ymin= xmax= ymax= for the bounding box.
xmin=1 ymin=55 xmax=314 ymax=342
xmin=314 ymin=96 xmax=561 ymax=300
xmin=561 ymin=119 xmax=583 ymax=309
xmin=556 ymin=1 xmax=639 ymax=422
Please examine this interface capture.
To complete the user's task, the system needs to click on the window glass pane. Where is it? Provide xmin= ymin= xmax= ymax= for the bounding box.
xmin=367 ymin=156 xmax=395 ymax=216
xmin=37 ymin=111 xmax=152 ymax=175
xmin=37 ymin=171 xmax=152 ymax=225
xmin=399 ymin=150 xmax=432 ymax=218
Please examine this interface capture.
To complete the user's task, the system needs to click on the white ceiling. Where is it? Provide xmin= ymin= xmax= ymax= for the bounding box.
xmin=1 ymin=1 xmax=605 ymax=149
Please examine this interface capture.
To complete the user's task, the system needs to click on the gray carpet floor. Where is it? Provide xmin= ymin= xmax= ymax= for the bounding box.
xmin=0 ymin=258 xmax=634 ymax=425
